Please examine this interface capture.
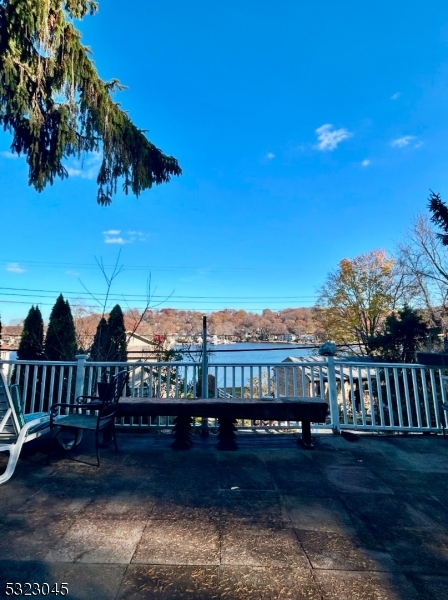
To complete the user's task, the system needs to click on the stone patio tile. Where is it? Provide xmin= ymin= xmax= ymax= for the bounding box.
xmin=45 ymin=519 xmax=145 ymax=564
xmin=217 ymin=464 xmax=276 ymax=491
xmin=263 ymin=464 xmax=337 ymax=496
xmin=365 ymin=468 xmax=448 ymax=498
xmin=324 ymin=466 xmax=394 ymax=494
xmin=117 ymin=565 xmax=219 ymax=600
xmin=315 ymin=570 xmax=420 ymax=600
xmin=220 ymin=523 xmax=309 ymax=567
xmin=281 ymin=494 xmax=356 ymax=533
xmin=78 ymin=490 xmax=155 ymax=521
xmin=148 ymin=491 xmax=222 ymax=521
xmin=373 ymin=529 xmax=448 ymax=574
xmin=408 ymin=574 xmax=448 ymax=600
xmin=149 ymin=470 xmax=220 ymax=494
xmin=308 ymin=448 xmax=360 ymax=469
xmin=217 ymin=490 xmax=285 ymax=524
xmin=217 ymin=565 xmax=322 ymax=600
xmin=295 ymin=530 xmax=395 ymax=571
xmin=342 ymin=493 xmax=447 ymax=533
xmin=132 ymin=518 xmax=219 ymax=565
xmin=373 ymin=447 xmax=448 ymax=473
xmin=0 ymin=513 xmax=75 ymax=561
xmin=7 ymin=480 xmax=96 ymax=516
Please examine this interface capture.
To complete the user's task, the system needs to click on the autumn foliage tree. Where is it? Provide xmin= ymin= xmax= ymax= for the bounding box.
xmin=313 ymin=250 xmax=408 ymax=354
xmin=0 ymin=1 xmax=181 ymax=204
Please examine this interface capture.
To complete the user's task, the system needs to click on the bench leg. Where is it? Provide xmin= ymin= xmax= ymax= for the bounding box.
xmin=299 ymin=420 xmax=314 ymax=449
xmin=217 ymin=417 xmax=238 ymax=450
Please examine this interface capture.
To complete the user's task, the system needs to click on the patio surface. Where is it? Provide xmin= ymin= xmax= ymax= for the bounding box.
xmin=1 ymin=429 xmax=448 ymax=599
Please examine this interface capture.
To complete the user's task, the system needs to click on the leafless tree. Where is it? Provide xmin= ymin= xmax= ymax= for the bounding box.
xmin=396 ymin=214 xmax=448 ymax=333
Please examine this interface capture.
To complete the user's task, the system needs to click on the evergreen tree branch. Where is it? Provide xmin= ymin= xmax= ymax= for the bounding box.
xmin=0 ymin=1 xmax=181 ymax=204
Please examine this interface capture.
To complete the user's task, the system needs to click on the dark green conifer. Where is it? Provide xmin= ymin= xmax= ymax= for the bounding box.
xmin=108 ymin=304 xmax=127 ymax=362
xmin=90 ymin=317 xmax=110 ymax=362
xmin=17 ymin=305 xmax=44 ymax=360
xmin=44 ymin=294 xmax=77 ymax=360
xmin=14 ymin=305 xmax=44 ymax=411
xmin=0 ymin=1 xmax=181 ymax=204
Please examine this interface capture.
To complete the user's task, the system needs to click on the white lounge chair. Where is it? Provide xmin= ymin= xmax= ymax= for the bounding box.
xmin=0 ymin=370 xmax=50 ymax=484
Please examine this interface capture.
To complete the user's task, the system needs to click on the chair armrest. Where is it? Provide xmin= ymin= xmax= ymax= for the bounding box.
xmin=75 ymin=395 xmax=101 ymax=404
xmin=50 ymin=401 xmax=102 ymax=419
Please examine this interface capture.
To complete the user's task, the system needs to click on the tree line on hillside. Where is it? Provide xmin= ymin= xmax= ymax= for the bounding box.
xmin=3 ymin=306 xmax=316 ymax=350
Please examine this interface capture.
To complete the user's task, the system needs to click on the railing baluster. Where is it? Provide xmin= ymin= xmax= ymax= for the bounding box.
xmin=2 ymin=357 xmax=445 ymax=434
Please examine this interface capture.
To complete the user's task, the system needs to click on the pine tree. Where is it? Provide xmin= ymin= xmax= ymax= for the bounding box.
xmin=14 ymin=305 xmax=44 ymax=412
xmin=429 ymin=190 xmax=448 ymax=245
xmin=17 ymin=305 xmax=44 ymax=360
xmin=108 ymin=304 xmax=127 ymax=362
xmin=90 ymin=316 xmax=110 ymax=362
xmin=44 ymin=294 xmax=77 ymax=360
xmin=0 ymin=1 xmax=181 ymax=205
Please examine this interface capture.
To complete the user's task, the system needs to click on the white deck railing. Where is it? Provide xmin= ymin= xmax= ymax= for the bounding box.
xmin=1 ymin=355 xmax=446 ymax=434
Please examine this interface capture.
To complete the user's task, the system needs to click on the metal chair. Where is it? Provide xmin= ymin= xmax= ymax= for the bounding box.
xmin=48 ymin=370 xmax=128 ymax=467
xmin=0 ymin=371 xmax=51 ymax=484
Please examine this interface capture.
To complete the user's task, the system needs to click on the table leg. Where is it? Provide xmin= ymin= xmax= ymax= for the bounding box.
xmin=299 ymin=420 xmax=314 ymax=449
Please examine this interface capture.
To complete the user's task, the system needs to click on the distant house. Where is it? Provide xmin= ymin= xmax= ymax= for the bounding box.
xmin=277 ymin=333 xmax=296 ymax=342
xmin=126 ymin=331 xmax=174 ymax=359
xmin=0 ymin=344 xmax=13 ymax=362
xmin=274 ymin=355 xmax=376 ymax=411
xmin=126 ymin=331 xmax=160 ymax=361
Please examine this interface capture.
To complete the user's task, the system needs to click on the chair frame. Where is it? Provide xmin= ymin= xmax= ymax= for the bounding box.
xmin=48 ymin=370 xmax=128 ymax=467
xmin=0 ymin=372 xmax=50 ymax=484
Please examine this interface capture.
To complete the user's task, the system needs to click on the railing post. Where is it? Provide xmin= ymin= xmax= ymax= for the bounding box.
xmin=74 ymin=354 xmax=87 ymax=401
xmin=326 ymin=356 xmax=340 ymax=433
xmin=318 ymin=342 xmax=340 ymax=434
xmin=201 ymin=316 xmax=209 ymax=435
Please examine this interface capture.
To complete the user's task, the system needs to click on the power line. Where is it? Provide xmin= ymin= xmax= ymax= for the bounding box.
xmin=1 ymin=259 xmax=317 ymax=274
xmin=0 ymin=286 xmax=316 ymax=300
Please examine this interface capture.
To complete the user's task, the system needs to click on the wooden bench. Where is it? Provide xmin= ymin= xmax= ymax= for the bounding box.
xmin=117 ymin=396 xmax=328 ymax=450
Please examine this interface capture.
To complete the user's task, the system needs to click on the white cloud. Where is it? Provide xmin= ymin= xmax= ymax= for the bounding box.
xmin=65 ymin=151 xmax=102 ymax=180
xmin=104 ymin=236 xmax=128 ymax=245
xmin=66 ymin=270 xmax=80 ymax=276
xmin=361 ymin=159 xmax=370 ymax=167
xmin=414 ymin=141 xmax=424 ymax=149
xmin=391 ymin=135 xmax=415 ymax=148
xmin=127 ymin=230 xmax=148 ymax=242
xmin=315 ymin=124 xmax=352 ymax=151
xmin=66 ymin=166 xmax=97 ymax=180
xmin=6 ymin=262 xmax=25 ymax=273
xmin=102 ymin=229 xmax=147 ymax=245
xmin=0 ymin=151 xmax=19 ymax=159
xmin=266 ymin=152 xmax=275 ymax=160
xmin=391 ymin=92 xmax=401 ymax=100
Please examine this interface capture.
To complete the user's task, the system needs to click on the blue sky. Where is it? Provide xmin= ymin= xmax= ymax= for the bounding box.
xmin=2 ymin=0 xmax=448 ymax=323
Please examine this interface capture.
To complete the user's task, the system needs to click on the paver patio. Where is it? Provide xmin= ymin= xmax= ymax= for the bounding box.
xmin=1 ymin=430 xmax=448 ymax=599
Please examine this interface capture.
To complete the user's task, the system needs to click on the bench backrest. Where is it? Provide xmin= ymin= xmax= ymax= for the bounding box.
xmin=0 ymin=371 xmax=22 ymax=439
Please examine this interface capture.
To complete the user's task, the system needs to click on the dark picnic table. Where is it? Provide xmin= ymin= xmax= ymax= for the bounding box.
xmin=117 ymin=396 xmax=328 ymax=450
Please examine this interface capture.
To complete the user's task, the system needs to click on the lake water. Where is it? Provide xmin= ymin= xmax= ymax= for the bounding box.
xmin=176 ymin=342 xmax=314 ymax=365
xmin=206 ymin=342 xmax=313 ymax=364
xmin=175 ymin=342 xmax=314 ymax=391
